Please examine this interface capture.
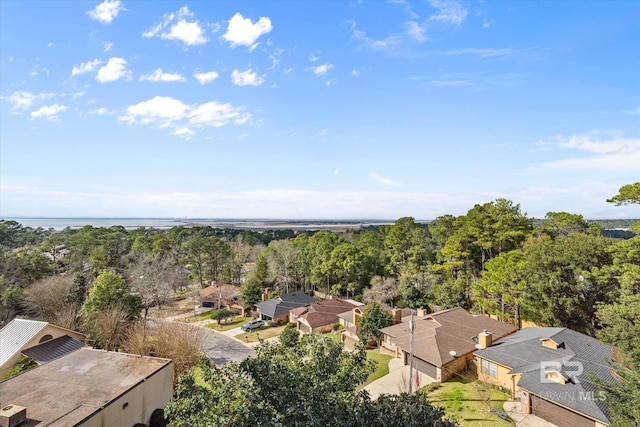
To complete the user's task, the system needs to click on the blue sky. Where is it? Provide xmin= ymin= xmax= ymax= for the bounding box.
xmin=1 ymin=0 xmax=638 ymax=220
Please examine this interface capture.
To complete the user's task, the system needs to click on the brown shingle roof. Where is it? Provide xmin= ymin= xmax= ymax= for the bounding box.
xmin=297 ymin=299 xmax=359 ymax=328
xmin=380 ymin=307 xmax=516 ymax=367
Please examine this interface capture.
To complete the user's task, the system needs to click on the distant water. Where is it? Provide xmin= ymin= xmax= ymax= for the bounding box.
xmin=3 ymin=217 xmax=397 ymax=232
xmin=3 ymin=218 xmax=190 ymax=231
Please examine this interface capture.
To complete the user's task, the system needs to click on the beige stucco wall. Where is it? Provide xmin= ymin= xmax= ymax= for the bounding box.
xmin=79 ymin=361 xmax=174 ymax=427
xmin=476 ymin=356 xmax=515 ymax=391
xmin=0 ymin=325 xmax=85 ymax=379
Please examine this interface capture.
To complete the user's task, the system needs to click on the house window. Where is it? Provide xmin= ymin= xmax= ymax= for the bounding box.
xmin=39 ymin=334 xmax=53 ymax=343
xmin=481 ymin=359 xmax=497 ymax=378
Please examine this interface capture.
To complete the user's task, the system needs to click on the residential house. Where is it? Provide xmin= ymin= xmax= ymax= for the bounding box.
xmin=290 ymin=298 xmax=360 ymax=334
xmin=474 ymin=327 xmax=615 ymax=427
xmin=198 ymin=284 xmax=249 ymax=315
xmin=379 ymin=307 xmax=516 ymax=382
xmin=339 ymin=305 xmax=415 ymax=351
xmin=254 ymin=291 xmax=316 ymax=324
xmin=0 ymin=347 xmax=174 ymax=427
xmin=0 ymin=318 xmax=86 ymax=379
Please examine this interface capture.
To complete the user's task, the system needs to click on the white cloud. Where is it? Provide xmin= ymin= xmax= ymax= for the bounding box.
xmin=189 ymin=101 xmax=251 ymax=126
xmin=428 ymin=0 xmax=468 ymax=26
xmin=139 ymin=68 xmax=186 ymax=83
xmin=193 ymin=71 xmax=219 ymax=84
xmin=119 ymin=96 xmax=250 ymax=136
xmin=231 ymin=69 xmax=265 ymax=86
xmin=441 ymin=48 xmax=513 ymax=58
xmin=103 ymin=41 xmax=113 ymax=52
xmin=30 ymin=104 xmax=68 ymax=121
xmin=530 ymin=134 xmax=640 ymax=172
xmin=405 ymin=21 xmax=426 ymax=42
xmin=143 ymin=6 xmax=208 ymax=46
xmin=47 ymin=42 xmax=53 ymax=48
xmin=29 ymin=70 xmax=38 ymax=76
xmin=71 ymin=59 xmax=101 ymax=77
xmin=120 ymin=96 xmax=188 ymax=125
xmin=352 ymin=29 xmax=403 ymax=50
xmin=222 ymin=12 xmax=272 ymax=48
xmin=89 ymin=107 xmax=116 ymax=115
xmin=308 ymin=54 xmax=319 ymax=62
xmin=334 ymin=169 xmax=340 ymax=176
xmin=352 ymin=69 xmax=361 ymax=76
xmin=483 ymin=18 xmax=495 ymax=28
xmin=172 ymin=127 xmax=195 ymax=139
xmin=96 ymin=57 xmax=130 ymax=82
xmin=370 ymin=172 xmax=402 ymax=187
xmin=86 ymin=0 xmax=123 ymax=24
xmin=3 ymin=91 xmax=54 ymax=111
xmin=311 ymin=63 xmax=333 ymax=76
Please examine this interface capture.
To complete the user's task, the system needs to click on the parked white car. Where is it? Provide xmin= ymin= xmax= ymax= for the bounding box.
xmin=241 ymin=319 xmax=265 ymax=332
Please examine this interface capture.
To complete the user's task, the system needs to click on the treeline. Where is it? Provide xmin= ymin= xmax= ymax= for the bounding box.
xmin=0 ymin=201 xmax=638 ymax=338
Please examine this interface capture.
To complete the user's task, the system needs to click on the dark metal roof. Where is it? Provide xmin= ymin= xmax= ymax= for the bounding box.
xmin=22 ymin=335 xmax=85 ymax=364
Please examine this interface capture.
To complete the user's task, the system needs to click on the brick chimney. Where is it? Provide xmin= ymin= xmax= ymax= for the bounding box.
xmin=478 ymin=330 xmax=493 ymax=349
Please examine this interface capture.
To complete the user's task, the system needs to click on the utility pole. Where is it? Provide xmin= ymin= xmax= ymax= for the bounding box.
xmin=408 ymin=309 xmax=415 ymax=393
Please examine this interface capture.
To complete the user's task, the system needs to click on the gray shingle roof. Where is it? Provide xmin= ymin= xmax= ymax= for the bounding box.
xmin=0 ymin=319 xmax=48 ymax=367
xmin=255 ymin=291 xmax=316 ymax=318
xmin=475 ymin=327 xmax=615 ymax=424
xmin=22 ymin=335 xmax=85 ymax=364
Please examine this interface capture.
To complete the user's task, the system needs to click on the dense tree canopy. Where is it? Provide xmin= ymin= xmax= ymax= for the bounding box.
xmin=165 ymin=334 xmax=456 ymax=427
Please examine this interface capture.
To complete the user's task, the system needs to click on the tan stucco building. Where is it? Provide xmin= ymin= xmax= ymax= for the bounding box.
xmin=0 ymin=347 xmax=174 ymax=426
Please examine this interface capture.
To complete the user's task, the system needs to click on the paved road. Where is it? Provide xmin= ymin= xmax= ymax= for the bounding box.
xmin=200 ymin=327 xmax=256 ymax=366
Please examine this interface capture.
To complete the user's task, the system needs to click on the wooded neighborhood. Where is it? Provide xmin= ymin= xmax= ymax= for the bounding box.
xmin=0 ymin=182 xmax=638 ymax=426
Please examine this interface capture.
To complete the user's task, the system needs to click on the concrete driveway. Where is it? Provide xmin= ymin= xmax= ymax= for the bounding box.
xmin=363 ymin=357 xmax=436 ymax=399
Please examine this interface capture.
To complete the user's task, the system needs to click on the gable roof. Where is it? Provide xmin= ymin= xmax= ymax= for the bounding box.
xmin=380 ymin=307 xmax=516 ymax=367
xmin=297 ymin=299 xmax=360 ymax=328
xmin=255 ymin=291 xmax=316 ymax=318
xmin=22 ymin=335 xmax=85 ymax=365
xmin=475 ymin=327 xmax=615 ymax=424
xmin=0 ymin=319 xmax=49 ymax=367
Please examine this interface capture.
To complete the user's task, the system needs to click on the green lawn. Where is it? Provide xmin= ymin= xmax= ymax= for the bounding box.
xmin=322 ymin=331 xmax=343 ymax=343
xmin=235 ymin=325 xmax=288 ymax=342
xmin=426 ymin=377 xmax=513 ymax=426
xmin=360 ymin=349 xmax=393 ymax=388
xmin=205 ymin=316 xmax=247 ymax=331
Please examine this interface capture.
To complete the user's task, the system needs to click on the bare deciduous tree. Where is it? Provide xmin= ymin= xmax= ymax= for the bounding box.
xmin=128 ymin=253 xmax=189 ymax=317
xmin=364 ymin=276 xmax=399 ymax=305
xmin=125 ymin=319 xmax=204 ymax=378
xmin=22 ymin=275 xmax=74 ymax=322
xmin=87 ymin=301 xmax=131 ymax=351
